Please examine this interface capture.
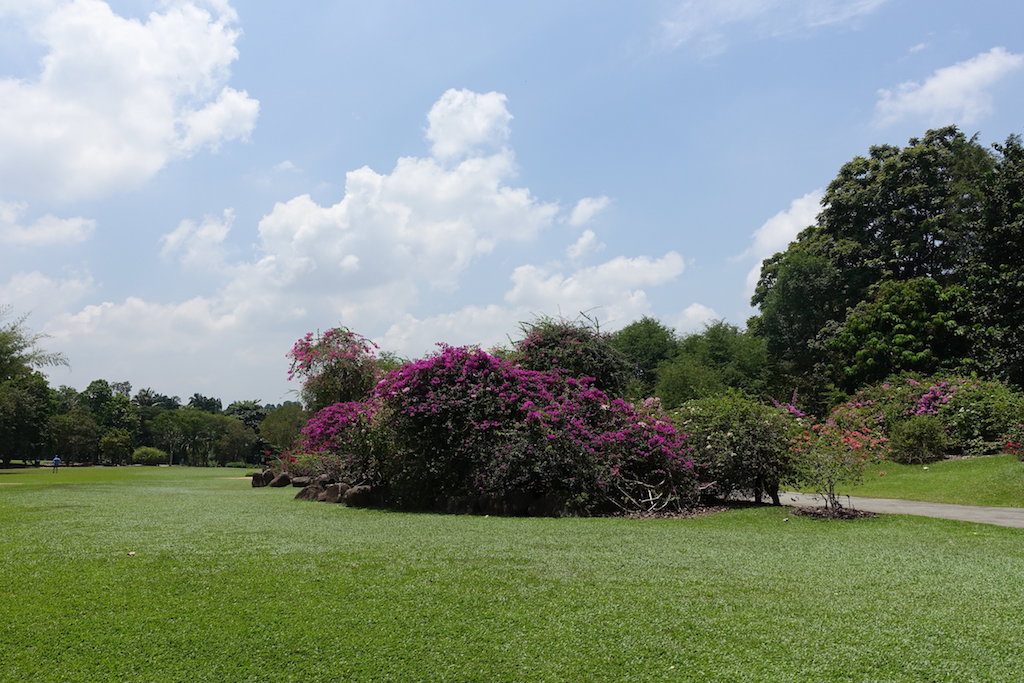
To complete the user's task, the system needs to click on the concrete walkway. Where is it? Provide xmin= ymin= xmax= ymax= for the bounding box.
xmin=780 ymin=492 xmax=1024 ymax=529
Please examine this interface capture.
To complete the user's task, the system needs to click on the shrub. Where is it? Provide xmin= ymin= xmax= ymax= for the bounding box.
xmin=673 ymin=391 xmax=799 ymax=504
xmin=132 ymin=446 xmax=168 ymax=466
xmin=371 ymin=345 xmax=697 ymax=515
xmin=938 ymin=379 xmax=1024 ymax=455
xmin=296 ymin=401 xmax=383 ymax=484
xmin=513 ymin=315 xmax=633 ymax=397
xmin=287 ymin=327 xmax=380 ymax=412
xmin=793 ymin=421 xmax=886 ymax=512
xmin=1005 ymin=424 xmax=1024 ymax=459
xmin=888 ymin=415 xmax=948 ymax=464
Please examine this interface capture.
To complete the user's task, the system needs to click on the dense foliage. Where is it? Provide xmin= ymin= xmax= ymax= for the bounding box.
xmin=751 ymin=127 xmax=1024 ymax=407
xmin=295 ymin=344 xmax=698 ymax=515
xmin=673 ymin=392 xmax=798 ymax=504
xmin=287 ymin=327 xmax=380 ymax=412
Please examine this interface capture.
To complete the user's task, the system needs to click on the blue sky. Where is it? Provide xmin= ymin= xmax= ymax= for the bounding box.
xmin=2 ymin=0 xmax=1023 ymax=403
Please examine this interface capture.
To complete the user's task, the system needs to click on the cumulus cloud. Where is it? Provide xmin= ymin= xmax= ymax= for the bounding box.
xmin=0 ymin=271 xmax=95 ymax=322
xmin=0 ymin=0 xmax=258 ymax=201
xmin=0 ymin=201 xmax=95 ymax=246
xmin=660 ymin=0 xmax=887 ymax=55
xmin=160 ymin=208 xmax=234 ymax=270
xmin=875 ymin=47 xmax=1024 ymax=127
xmin=568 ymin=195 xmax=611 ymax=227
xmin=426 ymin=89 xmax=512 ymax=161
xmin=740 ymin=190 xmax=823 ymax=296
xmin=566 ymin=229 xmax=604 ymax=261
xmin=380 ymin=251 xmax=686 ymax=355
xmin=38 ymin=89 xmax=687 ymax=399
xmin=675 ymin=302 xmax=719 ymax=334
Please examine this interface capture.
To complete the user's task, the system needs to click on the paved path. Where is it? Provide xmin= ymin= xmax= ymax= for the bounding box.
xmin=780 ymin=492 xmax=1024 ymax=529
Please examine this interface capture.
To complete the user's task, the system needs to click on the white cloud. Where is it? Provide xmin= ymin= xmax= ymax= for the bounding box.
xmin=741 ymin=189 xmax=823 ymax=296
xmin=908 ymin=42 xmax=928 ymax=54
xmin=159 ymin=208 xmax=234 ymax=270
xmin=568 ymin=195 xmax=611 ymax=227
xmin=0 ymin=271 xmax=95 ymax=322
xmin=660 ymin=0 xmax=887 ymax=55
xmin=875 ymin=47 xmax=1024 ymax=127
xmin=0 ymin=0 xmax=258 ymax=201
xmin=675 ymin=302 xmax=719 ymax=334
xmin=426 ymin=89 xmax=512 ymax=160
xmin=274 ymin=160 xmax=299 ymax=172
xmin=566 ymin=229 xmax=604 ymax=261
xmin=380 ymin=251 xmax=686 ymax=355
xmin=35 ymin=89 xmax=688 ymax=399
xmin=0 ymin=201 xmax=95 ymax=246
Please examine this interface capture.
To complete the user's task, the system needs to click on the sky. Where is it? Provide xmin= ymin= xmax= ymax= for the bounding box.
xmin=2 ymin=0 xmax=1023 ymax=405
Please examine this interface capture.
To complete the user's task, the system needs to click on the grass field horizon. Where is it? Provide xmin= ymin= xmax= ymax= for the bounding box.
xmin=2 ymin=466 xmax=1022 ymax=681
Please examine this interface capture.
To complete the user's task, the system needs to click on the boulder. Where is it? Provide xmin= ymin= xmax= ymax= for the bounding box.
xmin=261 ymin=470 xmax=276 ymax=486
xmin=342 ymin=484 xmax=376 ymax=508
xmin=251 ymin=473 xmax=266 ymax=488
xmin=294 ymin=484 xmax=323 ymax=501
xmin=268 ymin=472 xmax=292 ymax=487
xmin=315 ymin=474 xmax=333 ymax=486
xmin=291 ymin=476 xmax=312 ymax=488
xmin=317 ymin=483 xmax=349 ymax=503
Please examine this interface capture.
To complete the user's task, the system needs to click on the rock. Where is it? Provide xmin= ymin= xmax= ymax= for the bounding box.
xmin=291 ymin=476 xmax=312 ymax=488
xmin=251 ymin=473 xmax=266 ymax=488
xmin=294 ymin=484 xmax=323 ymax=501
xmin=261 ymin=470 xmax=276 ymax=486
xmin=318 ymin=483 xmax=349 ymax=503
xmin=269 ymin=472 xmax=292 ymax=487
xmin=342 ymin=484 xmax=376 ymax=508
xmin=315 ymin=474 xmax=333 ymax=486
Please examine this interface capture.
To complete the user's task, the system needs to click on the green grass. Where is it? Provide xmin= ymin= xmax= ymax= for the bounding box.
xmin=2 ymin=467 xmax=1023 ymax=682
xmin=837 ymin=454 xmax=1024 ymax=507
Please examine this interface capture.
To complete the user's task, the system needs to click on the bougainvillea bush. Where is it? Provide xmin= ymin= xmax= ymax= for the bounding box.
xmin=512 ymin=316 xmax=633 ymax=397
xmin=792 ymin=419 xmax=889 ymax=512
xmin=287 ymin=327 xmax=381 ymax=412
xmin=294 ymin=343 xmax=697 ymax=515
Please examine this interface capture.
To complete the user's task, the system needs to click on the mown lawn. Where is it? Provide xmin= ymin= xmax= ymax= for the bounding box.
xmin=838 ymin=454 xmax=1024 ymax=508
xmin=1 ymin=467 xmax=1022 ymax=682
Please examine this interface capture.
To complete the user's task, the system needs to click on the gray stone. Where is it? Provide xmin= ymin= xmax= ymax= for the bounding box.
xmin=268 ymin=472 xmax=291 ymax=487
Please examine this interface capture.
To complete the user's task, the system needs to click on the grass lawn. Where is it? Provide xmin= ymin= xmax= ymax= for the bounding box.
xmin=836 ymin=454 xmax=1024 ymax=508
xmin=2 ymin=467 xmax=1023 ymax=682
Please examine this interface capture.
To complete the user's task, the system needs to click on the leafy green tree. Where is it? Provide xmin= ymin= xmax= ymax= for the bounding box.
xmin=609 ymin=316 xmax=678 ymax=396
xmin=214 ymin=417 xmax=258 ymax=465
xmin=50 ymin=407 xmax=100 ymax=463
xmin=223 ymin=400 xmax=267 ymax=431
xmin=823 ymin=278 xmax=973 ymax=391
xmin=99 ymin=428 xmax=133 ymax=465
xmin=260 ymin=402 xmax=306 ymax=451
xmin=188 ymin=393 xmax=222 ymax=413
xmin=655 ymin=355 xmax=725 ymax=408
xmin=0 ymin=306 xmax=67 ymax=381
xmin=0 ymin=371 xmax=53 ymax=464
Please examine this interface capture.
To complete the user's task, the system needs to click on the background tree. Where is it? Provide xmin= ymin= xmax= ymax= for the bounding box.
xmin=609 ymin=316 xmax=678 ymax=397
xmin=188 ymin=393 xmax=223 ymax=413
xmin=99 ymin=428 xmax=133 ymax=465
xmin=50 ymin=408 xmax=100 ymax=463
xmin=260 ymin=402 xmax=306 ymax=452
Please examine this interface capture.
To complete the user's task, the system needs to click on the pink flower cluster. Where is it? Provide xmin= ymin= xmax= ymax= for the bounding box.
xmin=287 ymin=327 xmax=379 ymax=381
xmin=911 ymin=380 xmax=957 ymax=415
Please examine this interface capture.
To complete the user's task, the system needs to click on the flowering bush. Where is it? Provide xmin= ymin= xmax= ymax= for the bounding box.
xmin=937 ymin=379 xmax=1024 ymax=455
xmin=793 ymin=420 xmax=886 ymax=512
xmin=287 ymin=327 xmax=380 ymax=411
xmin=1005 ymin=424 xmax=1024 ymax=459
xmin=673 ymin=391 xmax=801 ymax=505
xmin=512 ymin=316 xmax=633 ymax=397
xmin=372 ymin=345 xmax=696 ymax=514
xmin=296 ymin=400 xmax=384 ymax=484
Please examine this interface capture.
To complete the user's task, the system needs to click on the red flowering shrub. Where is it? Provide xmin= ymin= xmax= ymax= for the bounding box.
xmin=369 ymin=345 xmax=696 ymax=514
xmin=793 ymin=419 xmax=887 ymax=512
xmin=1004 ymin=424 xmax=1024 ymax=459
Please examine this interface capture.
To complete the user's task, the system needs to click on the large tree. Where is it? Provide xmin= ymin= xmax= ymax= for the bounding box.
xmin=750 ymin=126 xmax=1022 ymax=405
